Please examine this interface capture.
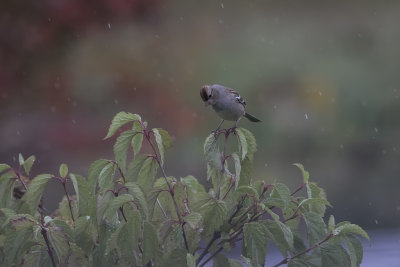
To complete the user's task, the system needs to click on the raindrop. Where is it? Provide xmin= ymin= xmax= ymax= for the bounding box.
xmin=331 ymin=97 xmax=336 ymax=103
xmin=340 ymin=144 xmax=344 ymax=149
xmin=179 ymin=16 xmax=184 ymax=21
xmin=374 ymin=219 xmax=379 ymax=225
xmin=264 ymin=163 xmax=268 ymax=167
xmin=305 ymin=113 xmax=308 ymax=120
xmin=218 ymin=18 xmax=223 ymax=24
xmin=319 ymin=91 xmax=322 ymax=96
xmin=67 ymin=97 xmax=71 ymax=102
xmin=48 ymin=17 xmax=52 ymax=22
xmin=133 ymin=87 xmax=137 ymax=91
xmin=374 ymin=127 xmax=378 ymax=133
xmin=72 ymin=119 xmax=76 ymax=124
xmin=107 ymin=23 xmax=111 ymax=29
xmin=16 ymin=130 xmax=21 ymax=136
xmin=50 ymin=106 xmax=56 ymax=113
xmin=13 ymin=156 xmax=16 ymax=162
xmin=273 ymin=105 xmax=277 ymax=110
xmin=114 ymin=99 xmax=119 ymax=105
xmin=220 ymin=3 xmax=224 ymax=8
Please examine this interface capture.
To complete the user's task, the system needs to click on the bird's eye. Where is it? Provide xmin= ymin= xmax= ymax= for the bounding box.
xmin=208 ymin=94 xmax=212 ymax=98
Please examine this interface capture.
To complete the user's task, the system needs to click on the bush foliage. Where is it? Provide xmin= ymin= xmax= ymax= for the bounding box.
xmin=0 ymin=112 xmax=369 ymax=266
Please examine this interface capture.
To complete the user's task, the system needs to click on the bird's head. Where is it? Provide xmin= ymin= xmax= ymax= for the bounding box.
xmin=200 ymin=85 xmax=216 ymax=106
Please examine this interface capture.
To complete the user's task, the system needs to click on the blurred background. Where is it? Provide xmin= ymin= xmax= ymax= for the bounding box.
xmin=1 ymin=0 xmax=399 ymax=251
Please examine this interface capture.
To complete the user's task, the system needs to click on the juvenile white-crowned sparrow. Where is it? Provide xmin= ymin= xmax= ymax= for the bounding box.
xmin=200 ymin=84 xmax=261 ymax=130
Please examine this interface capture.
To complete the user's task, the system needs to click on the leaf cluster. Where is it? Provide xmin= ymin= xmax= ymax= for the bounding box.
xmin=0 ymin=112 xmax=369 ymax=267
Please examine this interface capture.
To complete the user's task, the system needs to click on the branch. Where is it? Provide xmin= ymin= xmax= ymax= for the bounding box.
xmin=60 ymin=177 xmax=75 ymax=222
xmin=143 ymin=127 xmax=189 ymax=251
xmin=272 ymin=232 xmax=334 ymax=267
xmin=41 ymin=228 xmax=57 ymax=267
xmin=196 ymin=231 xmax=221 ymax=265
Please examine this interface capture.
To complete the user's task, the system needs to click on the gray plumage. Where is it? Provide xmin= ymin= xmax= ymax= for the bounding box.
xmin=200 ymin=84 xmax=261 ymax=129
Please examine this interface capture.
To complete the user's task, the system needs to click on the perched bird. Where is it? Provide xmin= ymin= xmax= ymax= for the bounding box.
xmin=200 ymin=84 xmax=261 ymax=131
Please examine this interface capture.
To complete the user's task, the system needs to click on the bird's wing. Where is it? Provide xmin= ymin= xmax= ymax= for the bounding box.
xmin=227 ymin=88 xmax=246 ymax=106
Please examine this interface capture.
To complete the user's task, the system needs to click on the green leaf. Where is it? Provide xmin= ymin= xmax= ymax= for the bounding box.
xmin=131 ymin=121 xmax=143 ymax=155
xmin=19 ymin=153 xmax=24 ymax=166
xmin=126 ymin=154 xmax=147 ymax=183
xmin=9 ymin=214 xmax=37 ymax=230
xmin=236 ymin=129 xmax=248 ymax=160
xmin=47 ymin=226 xmax=71 ymax=266
xmin=184 ymin=212 xmax=203 ymax=229
xmin=303 ymin=211 xmax=327 ymax=245
xmin=231 ymin=152 xmax=241 ymax=187
xmin=23 ymin=155 xmax=36 ymax=175
xmin=298 ymin=198 xmax=332 ymax=210
xmin=104 ymin=194 xmax=134 ymax=221
xmin=104 ymin=112 xmax=141 ymax=139
xmin=269 ymin=183 xmax=291 ymax=211
xmin=69 ymin=243 xmax=90 ymax=267
xmin=306 ymin=182 xmax=327 ymax=215
xmin=0 ymin=163 xmax=11 ymax=173
xmin=113 ymin=130 xmax=136 ymax=172
xmin=0 ymin=172 xmax=16 ymax=208
xmin=137 ymin=157 xmax=158 ymax=191
xmin=293 ymin=163 xmax=310 ymax=183
xmin=152 ymin=128 xmax=172 ymax=166
xmin=87 ymin=159 xmax=109 ymax=194
xmin=163 ymin=248 xmax=187 ymax=266
xmin=200 ymin=199 xmax=227 ymax=237
xmin=118 ymin=210 xmax=141 ymax=255
xmin=71 ymin=174 xmax=90 ymax=216
xmin=328 ymin=215 xmax=335 ymax=232
xmin=25 ymin=174 xmax=52 ymax=214
xmin=238 ymin=156 xmax=253 ymax=186
xmin=69 ymin=173 xmax=80 ymax=210
xmin=335 ymin=224 xmax=370 ymax=240
xmin=229 ymin=259 xmax=244 ymax=267
xmin=342 ymin=234 xmax=363 ymax=267
xmin=187 ymin=253 xmax=196 ymax=267
xmin=243 ymin=222 xmax=268 ymax=265
xmin=98 ymin=161 xmax=116 ymax=192
xmin=235 ymin=185 xmax=259 ymax=200
xmin=321 ymin=242 xmax=351 ymax=267
xmin=213 ymin=254 xmax=230 ymax=267
xmin=124 ymin=182 xmax=149 ymax=219
xmin=59 ymin=163 xmax=68 ymax=178
xmin=236 ymin=128 xmax=257 ymax=160
xmin=262 ymin=220 xmax=293 ymax=257
xmin=142 ymin=221 xmax=159 ymax=263
xmin=204 ymin=133 xmax=222 ymax=171
xmin=4 ymin=227 xmax=33 ymax=265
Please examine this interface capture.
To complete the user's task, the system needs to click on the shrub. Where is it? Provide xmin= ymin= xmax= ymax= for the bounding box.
xmin=0 ymin=112 xmax=369 ymax=266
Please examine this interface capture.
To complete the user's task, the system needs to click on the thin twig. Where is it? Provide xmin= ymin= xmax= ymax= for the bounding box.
xmin=272 ymin=233 xmax=334 ymax=267
xmin=41 ymin=228 xmax=57 ymax=267
xmin=198 ymin=247 xmax=223 ymax=267
xmin=182 ymin=222 xmax=189 ymax=251
xmin=196 ymin=231 xmax=221 ymax=265
xmin=143 ymin=127 xmax=189 ymax=251
xmin=61 ymin=179 xmax=75 ymax=222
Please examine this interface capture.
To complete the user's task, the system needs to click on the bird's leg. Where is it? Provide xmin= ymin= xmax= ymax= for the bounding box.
xmin=212 ymin=119 xmax=225 ymax=135
xmin=232 ymin=117 xmax=241 ymax=131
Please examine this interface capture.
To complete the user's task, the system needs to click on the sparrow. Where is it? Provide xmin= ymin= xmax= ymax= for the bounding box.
xmin=200 ymin=84 xmax=261 ymax=131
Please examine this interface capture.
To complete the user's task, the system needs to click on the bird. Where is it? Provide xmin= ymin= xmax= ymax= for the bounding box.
xmin=200 ymin=84 xmax=261 ymax=131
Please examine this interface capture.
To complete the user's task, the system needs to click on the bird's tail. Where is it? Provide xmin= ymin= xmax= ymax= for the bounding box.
xmin=244 ymin=112 xmax=261 ymax=122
